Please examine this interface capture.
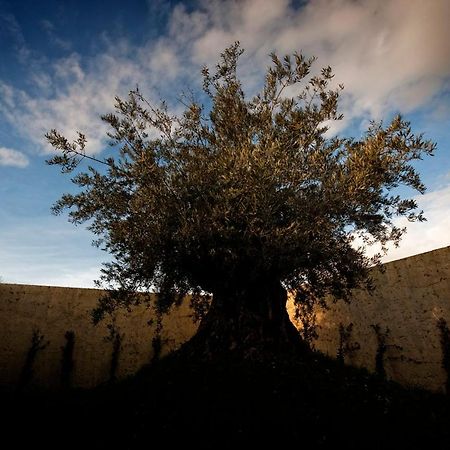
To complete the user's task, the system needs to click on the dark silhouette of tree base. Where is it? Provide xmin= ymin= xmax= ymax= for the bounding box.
xmin=183 ymin=280 xmax=307 ymax=360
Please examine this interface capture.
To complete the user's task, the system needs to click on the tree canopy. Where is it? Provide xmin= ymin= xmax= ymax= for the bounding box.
xmin=47 ymin=43 xmax=434 ymax=356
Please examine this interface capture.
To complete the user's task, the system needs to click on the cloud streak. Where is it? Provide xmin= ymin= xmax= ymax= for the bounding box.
xmin=0 ymin=147 xmax=29 ymax=168
xmin=0 ymin=12 xmax=31 ymax=63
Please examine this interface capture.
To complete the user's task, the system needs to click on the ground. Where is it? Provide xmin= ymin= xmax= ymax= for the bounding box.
xmin=2 ymin=347 xmax=450 ymax=449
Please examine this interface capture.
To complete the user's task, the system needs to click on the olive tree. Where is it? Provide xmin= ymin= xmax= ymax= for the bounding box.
xmin=47 ymin=43 xmax=434 ymax=358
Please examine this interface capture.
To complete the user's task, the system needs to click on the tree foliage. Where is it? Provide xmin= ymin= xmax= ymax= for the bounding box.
xmin=47 ymin=43 xmax=434 ymax=327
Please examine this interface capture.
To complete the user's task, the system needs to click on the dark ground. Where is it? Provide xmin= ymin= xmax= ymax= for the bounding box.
xmin=2 ymin=349 xmax=450 ymax=449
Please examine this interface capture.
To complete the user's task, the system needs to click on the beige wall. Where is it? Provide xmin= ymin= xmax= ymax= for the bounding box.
xmin=1 ymin=245 xmax=449 ymax=391
xmin=291 ymin=245 xmax=450 ymax=392
xmin=0 ymin=285 xmax=197 ymax=389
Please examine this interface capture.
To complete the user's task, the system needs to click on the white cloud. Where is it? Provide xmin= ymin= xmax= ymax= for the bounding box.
xmin=356 ymin=184 xmax=450 ymax=263
xmin=381 ymin=185 xmax=450 ymax=262
xmin=0 ymin=147 xmax=29 ymax=168
xmin=0 ymin=54 xmax=139 ymax=155
xmin=23 ymin=266 xmax=102 ymax=289
xmin=0 ymin=43 xmax=188 ymax=156
xmin=187 ymin=0 xmax=450 ymax=121
xmin=2 ymin=264 xmax=102 ymax=289
xmin=0 ymin=217 xmax=105 ymax=288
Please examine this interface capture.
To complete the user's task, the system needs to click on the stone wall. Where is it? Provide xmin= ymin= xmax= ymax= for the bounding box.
xmin=0 ymin=245 xmax=449 ymax=392
xmin=0 ymin=285 xmax=197 ymax=389
xmin=302 ymin=245 xmax=450 ymax=392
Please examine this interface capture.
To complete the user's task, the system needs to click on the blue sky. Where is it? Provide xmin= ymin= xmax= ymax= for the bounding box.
xmin=0 ymin=0 xmax=449 ymax=287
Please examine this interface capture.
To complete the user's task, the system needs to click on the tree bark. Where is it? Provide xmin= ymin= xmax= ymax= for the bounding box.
xmin=182 ymin=280 xmax=306 ymax=360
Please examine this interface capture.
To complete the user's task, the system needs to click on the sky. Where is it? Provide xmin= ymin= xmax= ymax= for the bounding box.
xmin=0 ymin=0 xmax=449 ymax=288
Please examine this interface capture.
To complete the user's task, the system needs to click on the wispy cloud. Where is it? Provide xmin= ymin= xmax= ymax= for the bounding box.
xmin=0 ymin=147 xmax=29 ymax=168
xmin=0 ymin=12 xmax=30 ymax=62
xmin=0 ymin=0 xmax=448 ymax=157
xmin=40 ymin=19 xmax=72 ymax=51
xmin=0 ymin=55 xmax=132 ymax=154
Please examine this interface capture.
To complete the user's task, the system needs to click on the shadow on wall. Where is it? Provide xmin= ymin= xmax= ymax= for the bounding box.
xmin=16 ymin=329 xmax=49 ymax=392
xmin=0 ymin=283 xmax=198 ymax=391
xmin=61 ymin=331 xmax=75 ymax=389
xmin=437 ymin=318 xmax=450 ymax=394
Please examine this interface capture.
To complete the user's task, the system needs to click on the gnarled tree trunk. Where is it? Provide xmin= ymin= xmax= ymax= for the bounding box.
xmin=183 ymin=280 xmax=306 ymax=360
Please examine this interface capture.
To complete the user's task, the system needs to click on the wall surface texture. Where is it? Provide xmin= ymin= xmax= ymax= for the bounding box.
xmin=0 ymin=285 xmax=197 ymax=389
xmin=305 ymin=245 xmax=450 ymax=392
xmin=1 ymin=246 xmax=449 ymax=392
